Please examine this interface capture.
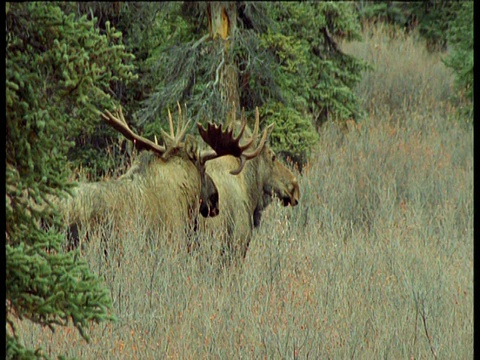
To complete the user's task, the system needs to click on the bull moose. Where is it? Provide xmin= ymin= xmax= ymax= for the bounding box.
xmin=198 ymin=107 xmax=300 ymax=262
xmin=58 ymin=104 xmax=270 ymax=250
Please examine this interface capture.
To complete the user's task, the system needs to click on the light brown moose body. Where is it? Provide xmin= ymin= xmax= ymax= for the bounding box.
xmin=58 ymin=105 xmax=269 ymax=250
xmin=199 ymin=108 xmax=300 ymax=261
xmin=61 ymin=153 xmax=205 ymax=247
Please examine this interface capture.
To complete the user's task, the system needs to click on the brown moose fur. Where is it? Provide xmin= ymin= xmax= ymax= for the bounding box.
xmin=199 ymin=123 xmax=300 ymax=262
xmin=58 ymin=139 xmax=208 ymax=250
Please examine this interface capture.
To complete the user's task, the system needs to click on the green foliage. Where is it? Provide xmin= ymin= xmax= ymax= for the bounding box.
xmin=83 ymin=2 xmax=190 ymax=178
xmin=407 ymin=1 xmax=463 ymax=52
xmin=6 ymin=2 xmax=135 ymax=358
xmin=6 ymin=335 xmax=48 ymax=360
xmin=71 ymin=3 xmax=169 ymax=110
xmin=137 ymin=1 xmax=367 ymax=166
xmin=137 ymin=3 xmax=229 ymax=129
xmin=356 ymin=1 xmax=464 ymax=52
xmin=7 ymin=1 xmax=373 ymax=180
xmin=443 ymin=2 xmax=473 ymax=110
xmin=241 ymin=2 xmax=369 ymax=127
xmin=29 ymin=2 xmax=139 ymax=179
xmin=6 ymin=238 xmax=115 ymax=359
xmin=268 ymin=2 xmax=368 ymax=122
xmin=260 ymin=103 xmax=318 ymax=168
xmin=355 ymin=1 xmax=410 ymax=26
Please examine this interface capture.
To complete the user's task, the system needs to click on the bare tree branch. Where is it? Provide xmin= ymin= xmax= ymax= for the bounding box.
xmin=421 ymin=300 xmax=438 ymax=359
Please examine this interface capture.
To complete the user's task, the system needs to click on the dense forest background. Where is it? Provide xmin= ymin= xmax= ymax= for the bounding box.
xmin=6 ymin=2 xmax=473 ymax=358
xmin=6 ymin=1 xmax=473 ymax=179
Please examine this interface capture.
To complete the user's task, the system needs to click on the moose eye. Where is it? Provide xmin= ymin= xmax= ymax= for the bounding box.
xmin=272 ymin=154 xmax=276 ymax=162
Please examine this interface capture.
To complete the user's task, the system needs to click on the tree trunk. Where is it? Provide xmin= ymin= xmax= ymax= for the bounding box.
xmin=207 ymin=2 xmax=239 ymax=122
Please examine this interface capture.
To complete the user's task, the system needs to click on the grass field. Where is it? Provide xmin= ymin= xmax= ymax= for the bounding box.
xmin=13 ymin=23 xmax=473 ymax=359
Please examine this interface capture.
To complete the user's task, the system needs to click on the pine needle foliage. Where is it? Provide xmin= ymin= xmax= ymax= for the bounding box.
xmin=26 ymin=2 xmax=367 ymax=173
xmin=262 ymin=2 xmax=368 ymax=126
xmin=442 ymin=1 xmax=473 ymax=111
xmin=260 ymin=103 xmax=319 ymax=168
xmin=61 ymin=3 xmax=168 ymax=177
xmin=6 ymin=3 xmax=136 ymax=359
xmin=136 ymin=2 xmax=367 ymax=167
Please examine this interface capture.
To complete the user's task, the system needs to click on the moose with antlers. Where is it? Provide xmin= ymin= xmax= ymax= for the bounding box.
xmin=57 ymin=103 xmax=269 ymax=251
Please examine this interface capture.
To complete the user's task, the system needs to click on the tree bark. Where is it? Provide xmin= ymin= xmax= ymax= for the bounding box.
xmin=207 ymin=2 xmax=239 ymax=122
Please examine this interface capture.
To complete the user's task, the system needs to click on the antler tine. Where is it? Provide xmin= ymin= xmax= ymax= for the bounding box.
xmin=101 ymin=106 xmax=166 ymax=155
xmin=228 ymin=123 xmax=273 ymax=175
xmin=176 ymin=103 xmax=191 ymax=143
xmin=251 ymin=107 xmax=260 ymax=140
xmin=161 ymin=103 xmax=191 ymax=151
xmin=119 ymin=106 xmax=127 ymax=125
xmin=167 ymin=108 xmax=175 ymax=137
xmin=228 ymin=108 xmax=273 ymax=175
xmin=242 ymin=108 xmax=272 ymax=159
xmin=116 ymin=106 xmax=123 ymax=123
xmin=198 ymin=106 xmax=272 ymax=175
xmin=233 ymin=108 xmax=253 ymax=151
xmin=176 ymin=102 xmax=183 ymax=138
xmin=243 ymin=123 xmax=274 ymax=159
xmin=230 ymin=107 xmax=259 ymax=153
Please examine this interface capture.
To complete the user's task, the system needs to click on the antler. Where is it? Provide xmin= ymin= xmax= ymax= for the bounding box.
xmin=160 ymin=103 xmax=191 ymax=159
xmin=101 ymin=103 xmax=191 ymax=159
xmin=198 ymin=107 xmax=273 ymax=175
xmin=101 ymin=106 xmax=166 ymax=155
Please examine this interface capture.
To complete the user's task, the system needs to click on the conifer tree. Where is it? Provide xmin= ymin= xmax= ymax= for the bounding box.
xmin=40 ymin=2 xmax=367 ymax=172
xmin=6 ymin=3 xmax=136 ymax=358
xmin=443 ymin=1 xmax=473 ymax=107
xmin=136 ymin=2 xmax=367 ymax=169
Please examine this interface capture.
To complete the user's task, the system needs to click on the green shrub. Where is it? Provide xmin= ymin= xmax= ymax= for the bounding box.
xmin=443 ymin=1 xmax=473 ymax=117
xmin=261 ymin=103 xmax=318 ymax=170
xmin=6 ymin=3 xmax=135 ymax=358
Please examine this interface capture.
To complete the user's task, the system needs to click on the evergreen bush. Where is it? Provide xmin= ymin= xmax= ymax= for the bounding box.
xmin=6 ymin=3 xmax=136 ymax=358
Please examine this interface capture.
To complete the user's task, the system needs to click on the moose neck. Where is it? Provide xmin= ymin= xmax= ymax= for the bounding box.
xmin=240 ymin=153 xmax=266 ymax=215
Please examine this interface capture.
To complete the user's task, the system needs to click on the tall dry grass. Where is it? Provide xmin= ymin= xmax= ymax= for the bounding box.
xmin=346 ymin=21 xmax=456 ymax=118
xmin=12 ymin=23 xmax=473 ymax=359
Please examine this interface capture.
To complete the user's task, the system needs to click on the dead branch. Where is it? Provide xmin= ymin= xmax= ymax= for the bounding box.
xmin=421 ymin=300 xmax=438 ymax=359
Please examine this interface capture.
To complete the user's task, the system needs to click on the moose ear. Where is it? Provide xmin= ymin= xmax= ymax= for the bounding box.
xmin=184 ymin=134 xmax=199 ymax=160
